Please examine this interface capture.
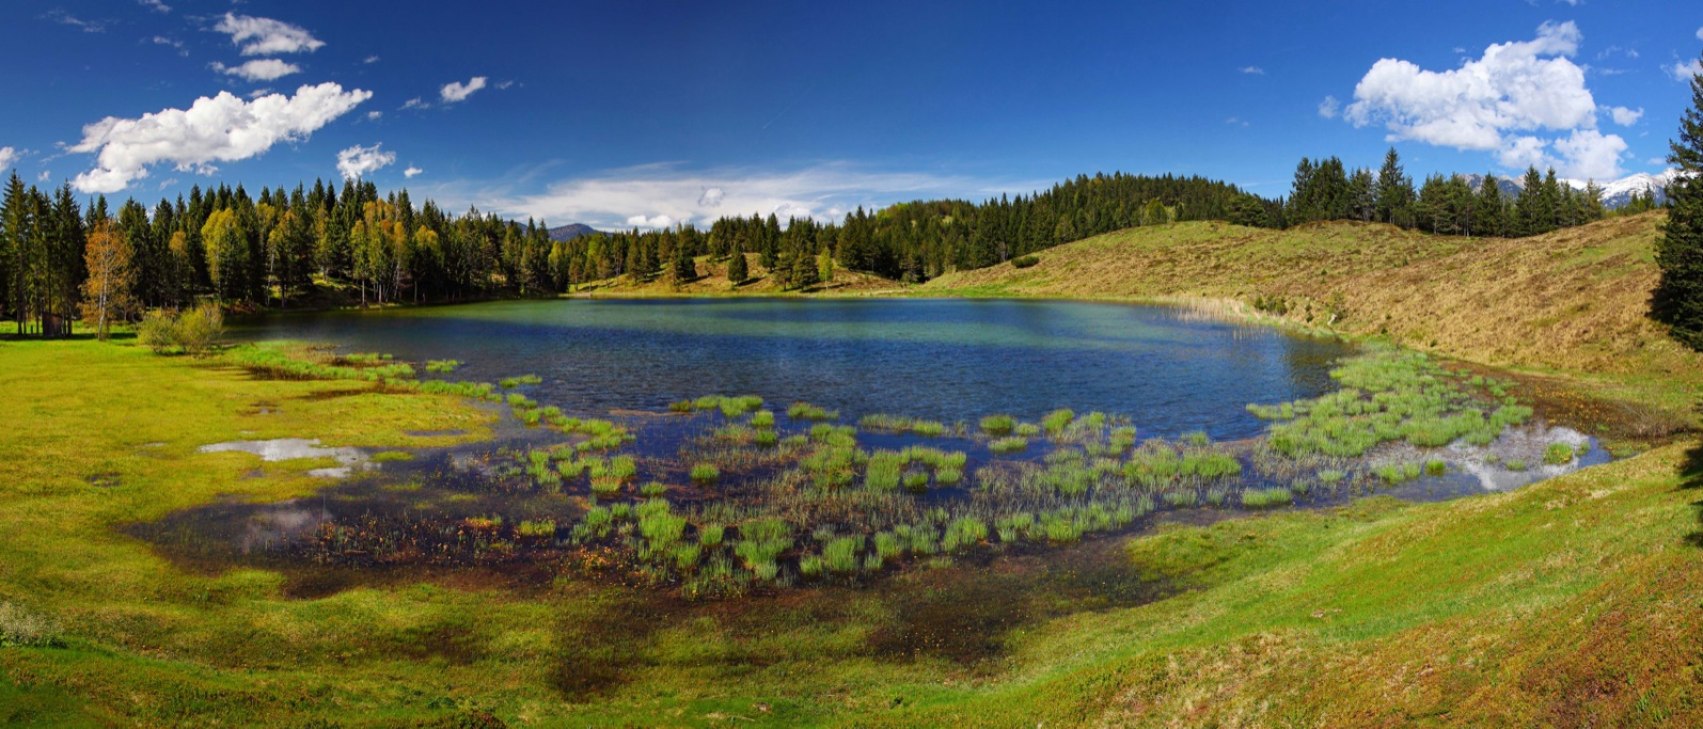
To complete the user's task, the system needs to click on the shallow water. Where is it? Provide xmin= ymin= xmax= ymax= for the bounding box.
xmin=233 ymin=298 xmax=1352 ymax=441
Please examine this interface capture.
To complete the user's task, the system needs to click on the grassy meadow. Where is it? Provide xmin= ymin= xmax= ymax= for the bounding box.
xmin=2 ymin=210 xmax=1701 ymax=726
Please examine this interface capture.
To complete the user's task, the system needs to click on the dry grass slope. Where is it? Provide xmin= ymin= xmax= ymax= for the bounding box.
xmin=923 ymin=212 xmax=1702 ymax=417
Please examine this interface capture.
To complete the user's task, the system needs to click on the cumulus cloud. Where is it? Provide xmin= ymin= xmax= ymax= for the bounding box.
xmin=1673 ymin=58 xmax=1703 ymax=82
xmin=1608 ymin=106 xmax=1643 ymax=126
xmin=366 ymin=110 xmax=383 ymax=120
xmin=68 ymin=82 xmax=372 ymax=193
xmin=1317 ymin=95 xmax=1340 ymax=119
xmin=1341 ymin=21 xmax=1628 ymax=179
xmin=336 ymin=144 xmax=395 ymax=180
xmin=440 ymin=76 xmax=488 ymax=103
xmin=0 ymin=147 xmax=18 ymax=170
xmin=213 ymin=13 xmax=324 ymax=56
xmin=404 ymin=166 xmax=423 ymax=179
xmin=1239 ymin=66 xmax=1265 ymax=75
xmin=419 ymin=162 xmax=1046 ymax=230
xmin=212 ymin=59 xmax=301 ymax=82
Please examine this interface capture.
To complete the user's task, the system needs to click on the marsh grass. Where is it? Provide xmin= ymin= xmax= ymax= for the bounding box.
xmin=787 ymin=402 xmax=837 ymax=421
xmin=1544 ymin=442 xmax=1578 ymax=465
xmin=989 ymin=436 xmax=1029 ymax=454
xmin=1241 ymin=487 xmax=1294 ymax=508
xmin=980 ymin=414 xmax=1016 ymax=435
xmin=424 ymin=359 xmax=462 ymax=374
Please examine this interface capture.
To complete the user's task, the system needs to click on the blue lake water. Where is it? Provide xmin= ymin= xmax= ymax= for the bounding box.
xmin=233 ymin=298 xmax=1355 ymax=441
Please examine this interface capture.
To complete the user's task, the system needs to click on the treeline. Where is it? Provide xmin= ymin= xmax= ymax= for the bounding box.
xmin=1284 ymin=148 xmax=1610 ymax=237
xmin=0 ymin=152 xmax=1653 ymax=336
xmin=567 ymin=173 xmax=1256 ymax=285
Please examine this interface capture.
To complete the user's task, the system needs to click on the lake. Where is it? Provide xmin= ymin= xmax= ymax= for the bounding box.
xmin=233 ymin=298 xmax=1353 ymax=441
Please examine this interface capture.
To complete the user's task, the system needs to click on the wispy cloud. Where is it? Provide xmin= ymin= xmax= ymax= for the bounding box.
xmin=151 ymin=35 xmax=188 ymax=56
xmin=418 ymin=161 xmax=1051 ymax=230
xmin=440 ymin=76 xmax=488 ymax=103
xmin=404 ymin=166 xmax=423 ymax=179
xmin=212 ymin=13 xmax=324 ymax=56
xmin=1238 ymin=66 xmax=1265 ymax=75
xmin=0 ymin=147 xmax=19 ymax=170
xmin=43 ymin=10 xmax=109 ymax=33
xmin=138 ymin=0 xmax=171 ymax=13
xmin=1317 ymin=95 xmax=1340 ymax=119
xmin=212 ymin=59 xmax=302 ymax=82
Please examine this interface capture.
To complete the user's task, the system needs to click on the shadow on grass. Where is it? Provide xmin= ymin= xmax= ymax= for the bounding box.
xmin=1683 ymin=404 xmax=1703 ymax=548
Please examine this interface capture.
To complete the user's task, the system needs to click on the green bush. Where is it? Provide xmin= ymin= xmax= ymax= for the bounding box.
xmin=137 ymin=303 xmax=224 ymax=356
xmin=1011 ymin=254 xmax=1040 ymax=268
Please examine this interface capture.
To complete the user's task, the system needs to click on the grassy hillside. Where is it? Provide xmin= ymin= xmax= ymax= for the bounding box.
xmin=923 ymin=213 xmax=1702 ymax=423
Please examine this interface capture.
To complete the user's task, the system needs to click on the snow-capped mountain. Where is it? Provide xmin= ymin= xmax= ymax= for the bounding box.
xmin=1563 ymin=170 xmax=1678 ymax=209
xmin=1455 ymin=170 xmax=1678 ymax=209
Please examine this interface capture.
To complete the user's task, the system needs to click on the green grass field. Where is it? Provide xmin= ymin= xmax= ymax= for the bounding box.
xmin=3 ymin=210 xmax=1701 ymax=725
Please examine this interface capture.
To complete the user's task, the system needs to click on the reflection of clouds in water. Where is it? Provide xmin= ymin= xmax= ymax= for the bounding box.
xmin=1449 ymin=425 xmax=1596 ymax=491
xmin=199 ymin=438 xmax=372 ymax=478
xmin=240 ymin=503 xmax=330 ymax=554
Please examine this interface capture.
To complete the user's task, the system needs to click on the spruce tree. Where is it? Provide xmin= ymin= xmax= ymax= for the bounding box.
xmin=1653 ymin=52 xmax=1703 ymax=350
xmin=1376 ymin=147 xmax=1414 ymax=227
xmin=727 ymin=247 xmax=748 ymax=285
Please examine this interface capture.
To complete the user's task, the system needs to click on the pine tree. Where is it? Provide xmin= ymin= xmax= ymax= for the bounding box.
xmin=1376 ymin=148 xmax=1415 ymax=227
xmin=727 ymin=247 xmax=748 ymax=285
xmin=1653 ymin=51 xmax=1703 ymax=350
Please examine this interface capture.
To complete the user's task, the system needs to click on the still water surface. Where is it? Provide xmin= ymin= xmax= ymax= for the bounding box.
xmin=234 ymin=298 xmax=1353 ymax=440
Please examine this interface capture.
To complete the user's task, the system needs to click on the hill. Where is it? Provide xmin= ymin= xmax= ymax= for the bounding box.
xmin=921 ymin=212 xmax=1702 ymax=425
xmin=547 ymin=223 xmax=600 ymax=241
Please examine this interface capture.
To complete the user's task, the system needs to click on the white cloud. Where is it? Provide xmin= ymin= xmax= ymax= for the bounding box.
xmin=38 ymin=171 xmax=52 ymax=183
xmin=496 ymin=80 xmax=515 ymax=90
xmin=213 ymin=13 xmax=324 ymax=56
xmin=1673 ymin=58 xmax=1703 ymax=82
xmin=1697 ymin=26 xmax=1703 ymax=41
xmin=364 ymin=55 xmax=380 ymax=64
xmin=1341 ymin=21 xmax=1627 ymax=179
xmin=1239 ymin=66 xmax=1265 ymax=75
xmin=1608 ymin=106 xmax=1643 ymax=126
xmin=440 ymin=76 xmax=488 ymax=103
xmin=1317 ymin=95 xmax=1340 ymax=119
xmin=336 ymin=144 xmax=395 ymax=180
xmin=44 ymin=10 xmax=108 ymax=33
xmin=138 ymin=0 xmax=171 ymax=13
xmin=151 ymin=35 xmax=188 ymax=56
xmin=420 ymin=162 xmax=1048 ymax=230
xmin=400 ymin=97 xmax=429 ymax=111
xmin=69 ymin=82 xmax=372 ymax=193
xmin=404 ymin=166 xmax=423 ymax=179
xmin=0 ymin=147 xmax=17 ymax=170
xmin=366 ymin=110 xmax=383 ymax=120
xmin=212 ymin=59 xmax=301 ymax=82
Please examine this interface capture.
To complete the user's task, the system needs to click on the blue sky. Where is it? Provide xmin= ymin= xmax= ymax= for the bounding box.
xmin=0 ymin=0 xmax=1700 ymax=228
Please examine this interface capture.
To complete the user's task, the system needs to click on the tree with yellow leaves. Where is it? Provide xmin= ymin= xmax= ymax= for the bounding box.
xmin=79 ymin=219 xmax=134 ymax=340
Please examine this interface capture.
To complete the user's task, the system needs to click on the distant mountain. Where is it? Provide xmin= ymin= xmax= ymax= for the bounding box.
xmin=1562 ymin=170 xmax=1677 ymax=209
xmin=1454 ymin=170 xmax=1676 ymax=209
xmin=1455 ymin=173 xmax=1524 ymax=200
xmin=547 ymin=223 xmax=601 ymax=242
